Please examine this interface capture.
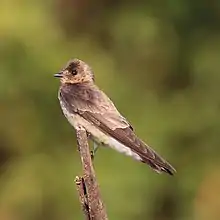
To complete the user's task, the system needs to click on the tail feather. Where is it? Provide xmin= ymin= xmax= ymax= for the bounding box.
xmin=138 ymin=144 xmax=176 ymax=175
xmin=145 ymin=159 xmax=175 ymax=175
xmin=109 ymin=127 xmax=176 ymax=175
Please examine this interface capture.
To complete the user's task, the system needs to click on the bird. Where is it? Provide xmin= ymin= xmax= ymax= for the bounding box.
xmin=54 ymin=58 xmax=176 ymax=175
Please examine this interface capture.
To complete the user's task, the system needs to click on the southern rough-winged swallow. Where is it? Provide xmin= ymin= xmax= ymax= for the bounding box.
xmin=54 ymin=59 xmax=176 ymax=175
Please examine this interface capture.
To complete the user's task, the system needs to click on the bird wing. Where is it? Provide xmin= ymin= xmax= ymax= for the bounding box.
xmin=59 ymin=84 xmax=175 ymax=175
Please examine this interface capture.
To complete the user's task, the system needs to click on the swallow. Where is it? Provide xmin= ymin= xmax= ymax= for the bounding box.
xmin=54 ymin=58 xmax=176 ymax=175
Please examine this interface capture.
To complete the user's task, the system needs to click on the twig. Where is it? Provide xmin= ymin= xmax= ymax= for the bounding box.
xmin=75 ymin=176 xmax=91 ymax=220
xmin=75 ymin=128 xmax=108 ymax=220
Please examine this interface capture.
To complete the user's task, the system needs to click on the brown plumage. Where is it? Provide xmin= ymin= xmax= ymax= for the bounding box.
xmin=54 ymin=59 xmax=176 ymax=175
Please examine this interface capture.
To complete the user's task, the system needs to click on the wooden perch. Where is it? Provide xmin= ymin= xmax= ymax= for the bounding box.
xmin=75 ymin=128 xmax=108 ymax=220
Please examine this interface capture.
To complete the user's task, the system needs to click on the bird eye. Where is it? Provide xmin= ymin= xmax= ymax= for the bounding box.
xmin=71 ymin=69 xmax=77 ymax=76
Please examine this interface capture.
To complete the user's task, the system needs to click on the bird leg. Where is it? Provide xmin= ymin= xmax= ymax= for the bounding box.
xmin=86 ymin=132 xmax=99 ymax=160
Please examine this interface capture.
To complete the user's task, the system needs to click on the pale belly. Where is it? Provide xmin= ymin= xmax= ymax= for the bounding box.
xmin=61 ymin=106 xmax=141 ymax=161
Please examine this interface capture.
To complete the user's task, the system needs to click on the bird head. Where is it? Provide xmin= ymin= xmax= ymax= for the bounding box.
xmin=54 ymin=59 xmax=94 ymax=84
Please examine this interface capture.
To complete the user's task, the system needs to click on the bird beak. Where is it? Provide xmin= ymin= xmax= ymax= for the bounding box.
xmin=54 ymin=72 xmax=63 ymax=78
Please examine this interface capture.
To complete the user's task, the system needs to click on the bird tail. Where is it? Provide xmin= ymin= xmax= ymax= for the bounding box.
xmin=137 ymin=141 xmax=176 ymax=175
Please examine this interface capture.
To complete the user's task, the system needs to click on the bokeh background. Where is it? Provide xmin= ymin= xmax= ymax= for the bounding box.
xmin=1 ymin=0 xmax=220 ymax=219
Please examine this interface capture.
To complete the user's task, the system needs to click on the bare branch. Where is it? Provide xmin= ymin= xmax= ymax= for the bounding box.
xmin=75 ymin=128 xmax=108 ymax=220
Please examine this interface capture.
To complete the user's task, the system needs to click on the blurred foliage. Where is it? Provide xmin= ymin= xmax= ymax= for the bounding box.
xmin=0 ymin=0 xmax=220 ymax=219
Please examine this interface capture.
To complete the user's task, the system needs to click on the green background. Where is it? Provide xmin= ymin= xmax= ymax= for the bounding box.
xmin=1 ymin=0 xmax=220 ymax=219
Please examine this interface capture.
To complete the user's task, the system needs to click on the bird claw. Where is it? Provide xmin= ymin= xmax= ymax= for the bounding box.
xmin=90 ymin=142 xmax=99 ymax=160
xmin=90 ymin=151 xmax=95 ymax=160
